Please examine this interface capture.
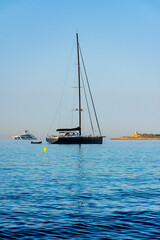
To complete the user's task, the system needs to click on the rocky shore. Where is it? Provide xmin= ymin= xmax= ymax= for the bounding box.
xmin=111 ymin=131 xmax=160 ymax=140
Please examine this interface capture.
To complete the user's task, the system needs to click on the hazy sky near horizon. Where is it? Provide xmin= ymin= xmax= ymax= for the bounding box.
xmin=0 ymin=0 xmax=160 ymax=138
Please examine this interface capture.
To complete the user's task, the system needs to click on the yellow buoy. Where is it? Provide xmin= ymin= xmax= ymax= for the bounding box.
xmin=44 ymin=147 xmax=47 ymax=152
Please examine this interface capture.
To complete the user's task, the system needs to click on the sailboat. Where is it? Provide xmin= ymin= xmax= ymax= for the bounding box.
xmin=46 ymin=33 xmax=104 ymax=144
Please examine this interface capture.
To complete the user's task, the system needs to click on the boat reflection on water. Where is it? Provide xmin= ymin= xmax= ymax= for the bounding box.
xmin=74 ymin=145 xmax=85 ymax=209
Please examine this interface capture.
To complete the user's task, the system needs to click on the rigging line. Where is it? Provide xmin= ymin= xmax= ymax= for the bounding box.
xmin=82 ymin=89 xmax=85 ymax=135
xmin=79 ymin=46 xmax=102 ymax=136
xmin=80 ymin=70 xmax=94 ymax=136
xmin=71 ymin=66 xmax=77 ymax=128
xmin=48 ymin=38 xmax=75 ymax=134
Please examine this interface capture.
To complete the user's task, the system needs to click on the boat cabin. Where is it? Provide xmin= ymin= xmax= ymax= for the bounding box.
xmin=58 ymin=131 xmax=79 ymax=137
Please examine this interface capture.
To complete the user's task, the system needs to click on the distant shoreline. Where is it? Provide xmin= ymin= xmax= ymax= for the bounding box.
xmin=111 ymin=137 xmax=160 ymax=140
xmin=111 ymin=131 xmax=160 ymax=140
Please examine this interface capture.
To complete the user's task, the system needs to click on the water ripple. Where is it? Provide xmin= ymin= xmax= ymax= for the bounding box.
xmin=0 ymin=140 xmax=160 ymax=239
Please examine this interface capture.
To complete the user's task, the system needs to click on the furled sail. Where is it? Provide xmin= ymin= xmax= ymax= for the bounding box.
xmin=56 ymin=127 xmax=80 ymax=132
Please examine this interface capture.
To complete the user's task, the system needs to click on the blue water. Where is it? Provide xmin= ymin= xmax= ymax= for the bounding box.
xmin=0 ymin=139 xmax=160 ymax=239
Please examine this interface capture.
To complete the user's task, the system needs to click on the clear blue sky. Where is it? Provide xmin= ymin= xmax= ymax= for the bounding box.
xmin=0 ymin=0 xmax=160 ymax=138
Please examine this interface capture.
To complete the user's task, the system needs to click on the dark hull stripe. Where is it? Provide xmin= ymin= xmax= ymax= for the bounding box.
xmin=46 ymin=136 xmax=103 ymax=144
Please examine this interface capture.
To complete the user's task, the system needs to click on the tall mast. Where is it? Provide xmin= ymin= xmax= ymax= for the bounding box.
xmin=76 ymin=33 xmax=81 ymax=136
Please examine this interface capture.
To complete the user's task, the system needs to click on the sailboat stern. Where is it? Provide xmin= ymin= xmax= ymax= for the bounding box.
xmin=46 ymin=136 xmax=59 ymax=144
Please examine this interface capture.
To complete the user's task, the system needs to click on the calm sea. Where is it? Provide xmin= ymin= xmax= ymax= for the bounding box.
xmin=0 ymin=139 xmax=160 ymax=239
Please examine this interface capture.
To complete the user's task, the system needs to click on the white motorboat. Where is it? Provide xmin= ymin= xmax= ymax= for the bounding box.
xmin=12 ymin=130 xmax=37 ymax=140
